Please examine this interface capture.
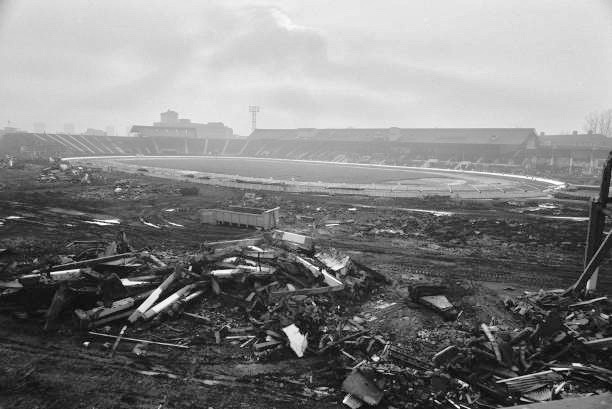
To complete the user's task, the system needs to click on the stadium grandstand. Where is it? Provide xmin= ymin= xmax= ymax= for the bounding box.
xmin=246 ymin=128 xmax=539 ymax=164
xmin=1 ymin=127 xmax=610 ymax=175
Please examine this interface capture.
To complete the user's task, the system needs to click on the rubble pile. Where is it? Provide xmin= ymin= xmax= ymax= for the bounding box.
xmin=2 ymin=229 xmax=612 ymax=408
xmin=318 ymin=289 xmax=612 ymax=408
xmin=75 ymin=178 xmax=190 ymax=201
xmin=433 ymin=291 xmax=612 ymax=407
xmin=0 ymin=230 xmax=385 ymax=368
xmin=37 ymin=159 xmax=102 ymax=185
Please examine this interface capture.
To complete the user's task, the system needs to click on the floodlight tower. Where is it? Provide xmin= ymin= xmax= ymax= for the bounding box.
xmin=249 ymin=106 xmax=260 ymax=132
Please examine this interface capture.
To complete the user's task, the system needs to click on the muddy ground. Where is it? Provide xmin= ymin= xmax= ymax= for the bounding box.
xmin=0 ymin=163 xmax=607 ymax=409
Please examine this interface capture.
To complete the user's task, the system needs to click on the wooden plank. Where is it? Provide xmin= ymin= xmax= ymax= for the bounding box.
xmin=270 ymin=284 xmax=345 ymax=299
xmin=128 ymin=267 xmax=181 ymax=323
xmin=568 ymin=230 xmax=612 ymax=294
xmin=583 ymin=337 xmax=612 ymax=348
xmin=49 ymin=252 xmax=138 ymax=271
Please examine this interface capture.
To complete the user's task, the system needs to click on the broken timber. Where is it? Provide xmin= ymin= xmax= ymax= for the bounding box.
xmin=49 ymin=252 xmax=138 ymax=271
xmin=75 ymin=290 xmax=154 ymax=327
xmin=128 ymin=266 xmax=182 ymax=323
xmin=88 ymin=331 xmax=189 ymax=349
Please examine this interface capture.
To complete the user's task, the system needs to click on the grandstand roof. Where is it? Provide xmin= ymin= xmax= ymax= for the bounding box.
xmin=538 ymin=133 xmax=611 ymax=149
xmin=249 ymin=128 xmax=537 ymax=145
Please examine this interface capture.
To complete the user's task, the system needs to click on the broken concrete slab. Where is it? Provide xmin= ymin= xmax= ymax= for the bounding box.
xmin=418 ymin=295 xmax=459 ymax=321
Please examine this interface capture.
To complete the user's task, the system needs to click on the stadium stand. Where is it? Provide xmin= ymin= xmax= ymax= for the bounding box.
xmin=1 ymin=127 xmax=609 ymax=176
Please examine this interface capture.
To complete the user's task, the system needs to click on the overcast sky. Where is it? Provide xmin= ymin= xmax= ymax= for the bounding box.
xmin=1 ymin=0 xmax=611 ymax=135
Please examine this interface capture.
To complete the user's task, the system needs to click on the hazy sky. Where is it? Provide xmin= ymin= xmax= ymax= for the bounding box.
xmin=1 ymin=0 xmax=611 ymax=135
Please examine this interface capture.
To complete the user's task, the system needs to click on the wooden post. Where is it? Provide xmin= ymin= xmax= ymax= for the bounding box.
xmin=584 ymin=200 xmax=604 ymax=293
xmin=579 ymin=151 xmax=612 ymax=294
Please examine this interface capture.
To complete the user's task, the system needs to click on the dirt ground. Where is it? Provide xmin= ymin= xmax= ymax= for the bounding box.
xmin=0 ymin=163 xmax=606 ymax=409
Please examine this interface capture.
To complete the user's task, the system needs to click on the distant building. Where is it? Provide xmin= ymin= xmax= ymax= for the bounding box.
xmin=84 ymin=128 xmax=107 ymax=136
xmin=159 ymin=109 xmax=179 ymax=124
xmin=105 ymin=126 xmax=116 ymax=137
xmin=33 ymin=122 xmax=46 ymax=133
xmin=535 ymin=131 xmax=611 ymax=172
xmin=0 ymin=126 xmax=20 ymax=140
xmin=63 ymin=123 xmax=75 ymax=135
xmin=130 ymin=110 xmax=233 ymax=139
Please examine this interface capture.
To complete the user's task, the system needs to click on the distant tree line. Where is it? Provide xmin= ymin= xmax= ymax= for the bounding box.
xmin=584 ymin=109 xmax=612 ymax=137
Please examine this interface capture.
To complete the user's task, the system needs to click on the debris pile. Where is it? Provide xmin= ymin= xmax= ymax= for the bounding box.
xmin=37 ymin=159 xmax=101 ymax=184
xmin=76 ymin=178 xmax=188 ymax=201
xmin=2 ymin=230 xmax=612 ymax=408
xmin=433 ymin=290 xmax=612 ymax=407
xmin=315 ymin=289 xmax=612 ymax=408
xmin=0 ymin=230 xmax=386 ymax=359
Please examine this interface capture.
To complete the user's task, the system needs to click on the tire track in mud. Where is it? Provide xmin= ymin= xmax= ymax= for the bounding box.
xmin=0 ymin=334 xmax=315 ymax=407
xmin=323 ymin=238 xmax=608 ymax=289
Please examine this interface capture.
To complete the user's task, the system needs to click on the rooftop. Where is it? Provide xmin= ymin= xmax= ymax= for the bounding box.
xmin=249 ymin=128 xmax=537 ymax=145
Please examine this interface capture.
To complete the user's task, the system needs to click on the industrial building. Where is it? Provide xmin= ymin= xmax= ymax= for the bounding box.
xmin=199 ymin=206 xmax=280 ymax=230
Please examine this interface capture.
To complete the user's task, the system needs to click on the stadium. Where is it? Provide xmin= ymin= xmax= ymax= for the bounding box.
xmin=3 ymin=121 xmax=606 ymax=198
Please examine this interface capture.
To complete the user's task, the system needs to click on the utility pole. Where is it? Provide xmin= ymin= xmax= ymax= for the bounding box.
xmin=249 ymin=106 xmax=260 ymax=132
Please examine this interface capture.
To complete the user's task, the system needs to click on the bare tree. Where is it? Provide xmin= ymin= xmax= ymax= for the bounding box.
xmin=584 ymin=109 xmax=612 ymax=137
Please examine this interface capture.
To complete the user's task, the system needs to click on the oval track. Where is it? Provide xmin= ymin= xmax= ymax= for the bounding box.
xmin=65 ymin=155 xmax=566 ymax=199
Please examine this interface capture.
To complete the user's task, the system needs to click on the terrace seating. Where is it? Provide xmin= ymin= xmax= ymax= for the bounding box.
xmin=223 ymin=139 xmax=248 ymax=156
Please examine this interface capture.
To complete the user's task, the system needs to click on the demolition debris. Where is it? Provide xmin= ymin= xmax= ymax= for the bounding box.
xmin=1 ymin=227 xmax=611 ymax=408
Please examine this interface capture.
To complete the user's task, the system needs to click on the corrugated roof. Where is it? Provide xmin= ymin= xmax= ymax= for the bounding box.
xmin=249 ymin=128 xmax=537 ymax=145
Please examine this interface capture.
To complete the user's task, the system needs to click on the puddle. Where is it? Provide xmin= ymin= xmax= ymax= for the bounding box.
xmin=401 ymin=208 xmax=455 ymax=216
xmin=140 ymin=218 xmax=161 ymax=229
xmin=83 ymin=220 xmax=116 ymax=226
xmin=351 ymin=204 xmax=455 ymax=217
xmin=47 ymin=207 xmax=87 ymax=216
xmin=82 ymin=218 xmax=121 ymax=226
xmin=93 ymin=218 xmax=120 ymax=224
xmin=536 ymin=215 xmax=588 ymax=222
